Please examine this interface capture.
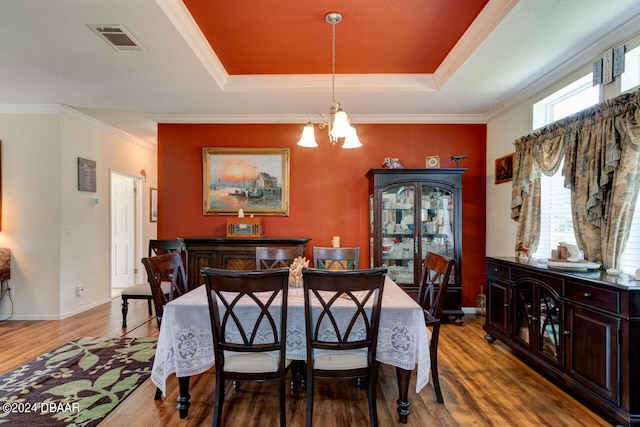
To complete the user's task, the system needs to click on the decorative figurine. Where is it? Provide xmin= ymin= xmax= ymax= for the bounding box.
xmin=382 ymin=158 xmax=403 ymax=169
xmin=516 ymin=242 xmax=530 ymax=260
xmin=289 ymin=256 xmax=309 ymax=288
xmin=238 ymin=208 xmax=244 ymax=218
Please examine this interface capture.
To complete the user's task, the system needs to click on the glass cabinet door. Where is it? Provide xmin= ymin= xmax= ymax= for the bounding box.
xmin=514 ymin=284 xmax=534 ymax=348
xmin=513 ymin=281 xmax=562 ymax=367
xmin=419 ymin=185 xmax=455 ymax=262
xmin=380 ymin=185 xmax=416 ymax=285
xmin=537 ymin=288 xmax=561 ymax=364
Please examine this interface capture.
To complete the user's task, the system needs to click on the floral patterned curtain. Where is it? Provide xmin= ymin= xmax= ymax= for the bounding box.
xmin=511 ymin=89 xmax=640 ymax=269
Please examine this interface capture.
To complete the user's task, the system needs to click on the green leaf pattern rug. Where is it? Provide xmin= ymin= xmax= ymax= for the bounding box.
xmin=0 ymin=337 xmax=157 ymax=426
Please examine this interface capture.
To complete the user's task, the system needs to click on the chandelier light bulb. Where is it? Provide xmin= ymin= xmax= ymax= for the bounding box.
xmin=330 ymin=108 xmax=351 ymax=138
xmin=296 ymin=123 xmax=318 ymax=147
xmin=342 ymin=126 xmax=362 ymax=149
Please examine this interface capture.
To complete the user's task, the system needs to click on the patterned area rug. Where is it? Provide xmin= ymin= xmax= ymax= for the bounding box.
xmin=0 ymin=337 xmax=157 ymax=426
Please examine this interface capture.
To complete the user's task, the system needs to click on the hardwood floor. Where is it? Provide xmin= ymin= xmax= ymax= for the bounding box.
xmin=0 ymin=297 xmax=614 ymax=426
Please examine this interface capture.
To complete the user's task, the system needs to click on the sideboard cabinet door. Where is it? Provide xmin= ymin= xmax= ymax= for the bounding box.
xmin=565 ymin=302 xmax=620 ymax=405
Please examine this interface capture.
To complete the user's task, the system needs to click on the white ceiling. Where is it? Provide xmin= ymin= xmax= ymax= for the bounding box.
xmin=1 ymin=0 xmax=640 ymax=145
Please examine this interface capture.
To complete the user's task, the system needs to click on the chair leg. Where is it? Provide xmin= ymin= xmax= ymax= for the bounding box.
xmin=368 ymin=363 xmax=379 ymax=427
xmin=305 ymin=369 xmax=314 ymax=427
xmin=290 ymin=361 xmax=306 ymax=393
xmin=430 ymin=333 xmax=444 ymax=403
xmin=147 ymin=298 xmax=153 ymax=315
xmin=212 ymin=372 xmax=225 ymax=427
xmin=121 ymin=297 xmax=129 ymax=328
xmin=279 ymin=372 xmax=286 ymax=427
xmin=154 ymin=387 xmax=162 ymax=400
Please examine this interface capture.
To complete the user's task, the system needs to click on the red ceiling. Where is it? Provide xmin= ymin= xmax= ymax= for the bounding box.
xmin=183 ymin=0 xmax=488 ymax=75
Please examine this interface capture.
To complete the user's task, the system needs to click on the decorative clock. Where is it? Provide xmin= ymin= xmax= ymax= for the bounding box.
xmin=425 ymin=156 xmax=440 ymax=168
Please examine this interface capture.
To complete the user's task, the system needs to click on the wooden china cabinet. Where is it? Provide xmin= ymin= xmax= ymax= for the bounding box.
xmin=366 ymin=168 xmax=465 ymax=323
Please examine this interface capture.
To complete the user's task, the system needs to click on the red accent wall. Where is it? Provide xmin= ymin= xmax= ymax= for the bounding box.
xmin=158 ymin=123 xmax=486 ymax=307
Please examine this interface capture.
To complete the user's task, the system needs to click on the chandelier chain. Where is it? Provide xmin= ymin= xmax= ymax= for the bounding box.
xmin=331 ymin=18 xmax=336 ymax=107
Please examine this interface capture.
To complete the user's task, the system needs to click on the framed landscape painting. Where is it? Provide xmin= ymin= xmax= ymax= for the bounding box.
xmin=203 ymin=147 xmax=290 ymax=216
xmin=495 ymin=153 xmax=514 ymax=184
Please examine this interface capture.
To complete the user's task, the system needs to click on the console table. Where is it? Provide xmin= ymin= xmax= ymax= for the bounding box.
xmin=181 ymin=237 xmax=311 ymax=289
xmin=484 ymin=256 xmax=640 ymax=426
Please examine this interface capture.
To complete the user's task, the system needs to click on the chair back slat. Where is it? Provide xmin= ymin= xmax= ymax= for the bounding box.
xmin=312 ymin=246 xmax=360 ymax=270
xmin=417 ymin=252 xmax=455 ymax=322
xmin=303 ymin=267 xmax=385 ymax=353
xmin=149 ymin=238 xmax=184 ymax=256
xmin=201 ymin=268 xmax=289 ymax=355
xmin=256 ymin=246 xmax=304 ymax=270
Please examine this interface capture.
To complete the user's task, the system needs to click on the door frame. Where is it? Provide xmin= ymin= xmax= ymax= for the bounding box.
xmin=110 ymin=170 xmax=144 ymax=289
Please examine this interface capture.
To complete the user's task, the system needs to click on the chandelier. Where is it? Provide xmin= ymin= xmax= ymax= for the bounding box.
xmin=296 ymin=12 xmax=362 ymax=149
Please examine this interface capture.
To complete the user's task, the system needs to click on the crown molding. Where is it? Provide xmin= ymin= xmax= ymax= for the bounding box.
xmin=149 ymin=113 xmax=488 ymax=125
xmin=0 ymin=104 xmax=61 ymax=114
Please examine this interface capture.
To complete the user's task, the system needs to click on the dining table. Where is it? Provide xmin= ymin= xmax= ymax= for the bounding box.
xmin=151 ymin=275 xmax=430 ymax=424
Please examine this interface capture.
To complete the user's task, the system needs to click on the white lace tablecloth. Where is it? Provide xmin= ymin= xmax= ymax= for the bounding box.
xmin=151 ymin=276 xmax=430 ymax=396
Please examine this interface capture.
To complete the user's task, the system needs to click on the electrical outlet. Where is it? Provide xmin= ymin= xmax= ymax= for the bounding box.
xmin=76 ymin=282 xmax=85 ymax=296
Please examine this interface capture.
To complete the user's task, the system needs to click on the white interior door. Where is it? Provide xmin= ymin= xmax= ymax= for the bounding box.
xmin=111 ymin=172 xmax=138 ymax=290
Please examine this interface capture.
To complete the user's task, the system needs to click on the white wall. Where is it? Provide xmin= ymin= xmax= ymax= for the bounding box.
xmin=0 ymin=106 xmax=157 ymax=320
xmin=0 ymin=109 xmax=62 ymax=318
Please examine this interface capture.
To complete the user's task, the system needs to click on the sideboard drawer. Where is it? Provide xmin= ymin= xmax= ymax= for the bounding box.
xmin=486 ymin=261 xmax=510 ymax=280
xmin=566 ymin=281 xmax=620 ymax=314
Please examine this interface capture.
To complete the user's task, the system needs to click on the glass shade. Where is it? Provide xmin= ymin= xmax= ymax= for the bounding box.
xmin=297 ymin=123 xmax=318 ymax=147
xmin=342 ymin=126 xmax=362 ymax=149
xmin=330 ymin=108 xmax=352 ymax=138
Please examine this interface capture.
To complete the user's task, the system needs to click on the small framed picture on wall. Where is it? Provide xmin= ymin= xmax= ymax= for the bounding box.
xmin=495 ymin=153 xmax=514 ymax=184
xmin=150 ymin=188 xmax=158 ymax=222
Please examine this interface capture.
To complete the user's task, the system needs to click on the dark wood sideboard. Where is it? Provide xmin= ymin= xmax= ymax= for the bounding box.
xmin=182 ymin=237 xmax=311 ymax=288
xmin=484 ymin=256 xmax=640 ymax=426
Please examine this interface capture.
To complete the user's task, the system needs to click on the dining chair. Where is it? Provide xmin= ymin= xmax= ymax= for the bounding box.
xmin=121 ymin=238 xmax=184 ymax=328
xmin=302 ymin=267 xmax=387 ymax=427
xmin=201 ymin=267 xmax=291 ymax=427
xmin=417 ymin=252 xmax=455 ymax=404
xmin=141 ymin=251 xmax=189 ymax=329
xmin=312 ymin=246 xmax=360 ymax=270
xmin=141 ymin=250 xmax=189 ymax=401
xmin=256 ymin=246 xmax=304 ymax=270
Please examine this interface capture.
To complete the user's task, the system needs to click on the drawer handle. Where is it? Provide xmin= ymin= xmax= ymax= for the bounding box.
xmin=583 ymin=292 xmax=592 ymax=299
xmin=503 ymin=304 xmax=509 ymax=308
xmin=494 ymin=267 xmax=500 ymax=272
xmin=563 ymin=331 xmax=571 ymax=336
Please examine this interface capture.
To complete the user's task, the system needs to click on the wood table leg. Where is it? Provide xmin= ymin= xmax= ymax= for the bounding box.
xmin=177 ymin=376 xmax=191 ymax=419
xmin=395 ymin=367 xmax=411 ymax=424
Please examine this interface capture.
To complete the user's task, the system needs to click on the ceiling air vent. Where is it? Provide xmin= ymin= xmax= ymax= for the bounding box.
xmin=87 ymin=25 xmax=145 ymax=52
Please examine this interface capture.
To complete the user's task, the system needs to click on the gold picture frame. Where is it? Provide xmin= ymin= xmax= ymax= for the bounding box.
xmin=495 ymin=153 xmax=514 ymax=184
xmin=203 ymin=147 xmax=290 ymax=216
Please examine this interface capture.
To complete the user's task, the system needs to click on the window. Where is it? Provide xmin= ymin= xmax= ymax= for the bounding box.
xmin=532 ymin=75 xmax=598 ymax=260
xmin=532 ymin=73 xmax=640 ymax=272
xmin=621 ymin=44 xmax=640 ymax=93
